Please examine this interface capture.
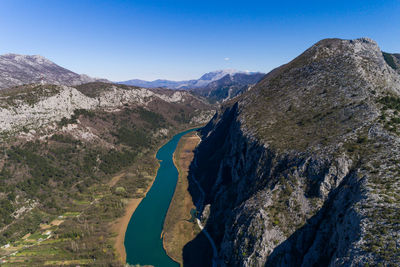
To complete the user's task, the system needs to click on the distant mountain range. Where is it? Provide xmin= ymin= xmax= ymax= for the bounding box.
xmin=192 ymin=72 xmax=265 ymax=102
xmin=0 ymin=53 xmax=108 ymax=89
xmin=0 ymin=53 xmax=264 ymax=102
xmin=119 ymin=69 xmax=265 ymax=102
xmin=119 ymin=69 xmax=250 ymax=89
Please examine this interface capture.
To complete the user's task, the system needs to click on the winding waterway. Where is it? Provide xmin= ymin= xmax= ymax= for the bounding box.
xmin=124 ymin=128 xmax=197 ymax=266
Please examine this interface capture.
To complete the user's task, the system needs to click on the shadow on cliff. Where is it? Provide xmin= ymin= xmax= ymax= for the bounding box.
xmin=182 ymin=100 xmax=364 ymax=266
xmin=182 ymin=104 xmax=239 ymax=267
xmin=181 ymin=154 xmax=214 ymax=267
xmin=182 ymin=230 xmax=213 ymax=267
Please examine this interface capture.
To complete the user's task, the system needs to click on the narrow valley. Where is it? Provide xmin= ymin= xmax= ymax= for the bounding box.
xmin=1 ymin=2 xmax=400 ymax=266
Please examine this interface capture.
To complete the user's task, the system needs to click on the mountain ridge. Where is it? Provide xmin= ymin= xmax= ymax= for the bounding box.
xmin=186 ymin=37 xmax=400 ymax=266
xmin=120 ymin=70 xmax=265 ymax=102
xmin=0 ymin=53 xmax=108 ymax=89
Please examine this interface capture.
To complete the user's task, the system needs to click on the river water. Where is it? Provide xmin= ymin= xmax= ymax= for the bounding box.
xmin=125 ymin=128 xmax=197 ymax=266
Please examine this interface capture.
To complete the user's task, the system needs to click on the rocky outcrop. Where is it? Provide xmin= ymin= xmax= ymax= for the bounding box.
xmin=189 ymin=38 xmax=400 ymax=266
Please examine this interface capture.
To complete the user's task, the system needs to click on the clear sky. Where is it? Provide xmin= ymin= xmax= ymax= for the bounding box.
xmin=0 ymin=0 xmax=399 ymax=81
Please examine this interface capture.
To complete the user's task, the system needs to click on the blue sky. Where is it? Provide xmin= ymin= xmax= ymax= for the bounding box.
xmin=0 ymin=0 xmax=399 ymax=81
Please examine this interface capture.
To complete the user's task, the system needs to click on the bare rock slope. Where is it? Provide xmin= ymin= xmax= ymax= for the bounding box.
xmin=0 ymin=82 xmax=213 ymax=137
xmin=189 ymin=38 xmax=400 ymax=266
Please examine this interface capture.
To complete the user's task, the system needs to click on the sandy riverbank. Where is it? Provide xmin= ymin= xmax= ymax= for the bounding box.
xmin=111 ymin=168 xmax=158 ymax=263
xmin=112 ymin=198 xmax=142 ymax=262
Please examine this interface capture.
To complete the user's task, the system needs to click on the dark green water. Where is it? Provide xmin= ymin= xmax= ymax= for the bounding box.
xmin=125 ymin=129 xmax=197 ymax=267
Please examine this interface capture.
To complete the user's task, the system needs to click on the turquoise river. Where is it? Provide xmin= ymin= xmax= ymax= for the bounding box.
xmin=125 ymin=128 xmax=198 ymax=266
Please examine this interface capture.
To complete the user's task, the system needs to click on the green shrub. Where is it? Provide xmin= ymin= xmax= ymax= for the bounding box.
xmin=137 ymin=107 xmax=166 ymax=128
xmin=379 ymin=96 xmax=400 ymax=111
xmin=382 ymin=52 xmax=398 ymax=70
xmin=114 ymin=127 xmax=149 ymax=148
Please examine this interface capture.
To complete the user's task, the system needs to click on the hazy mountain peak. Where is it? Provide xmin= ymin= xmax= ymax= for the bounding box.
xmin=119 ymin=68 xmax=265 ymax=102
xmin=198 ymin=69 xmax=243 ymax=82
xmin=0 ymin=53 xmax=108 ymax=89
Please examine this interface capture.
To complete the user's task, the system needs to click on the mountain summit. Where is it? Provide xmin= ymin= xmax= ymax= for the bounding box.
xmin=0 ymin=53 xmax=107 ymax=89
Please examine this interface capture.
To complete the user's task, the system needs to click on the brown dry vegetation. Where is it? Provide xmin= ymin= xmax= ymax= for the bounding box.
xmin=163 ymin=132 xmax=201 ymax=264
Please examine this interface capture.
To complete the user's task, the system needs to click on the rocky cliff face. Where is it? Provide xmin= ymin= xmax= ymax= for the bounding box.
xmin=189 ymin=38 xmax=400 ymax=266
xmin=0 ymin=54 xmax=107 ymax=89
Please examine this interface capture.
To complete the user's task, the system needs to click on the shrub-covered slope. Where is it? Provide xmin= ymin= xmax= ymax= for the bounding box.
xmin=0 ymin=82 xmax=213 ymax=265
